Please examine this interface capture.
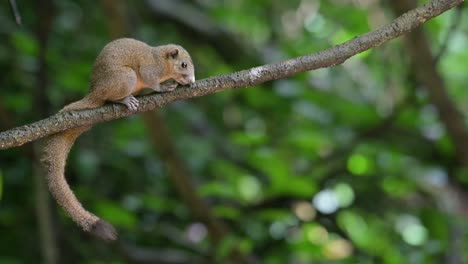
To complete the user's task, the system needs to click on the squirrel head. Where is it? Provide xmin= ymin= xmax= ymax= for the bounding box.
xmin=163 ymin=45 xmax=195 ymax=85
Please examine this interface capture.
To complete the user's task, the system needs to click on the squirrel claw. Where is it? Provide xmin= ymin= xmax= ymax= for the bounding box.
xmin=163 ymin=82 xmax=178 ymax=91
xmin=114 ymin=95 xmax=139 ymax=111
xmin=152 ymin=81 xmax=178 ymax=92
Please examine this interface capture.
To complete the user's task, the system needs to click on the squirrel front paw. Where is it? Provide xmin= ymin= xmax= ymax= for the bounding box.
xmin=152 ymin=80 xmax=178 ymax=92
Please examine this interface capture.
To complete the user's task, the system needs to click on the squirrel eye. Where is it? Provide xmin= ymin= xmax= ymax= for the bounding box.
xmin=181 ymin=62 xmax=187 ymax=69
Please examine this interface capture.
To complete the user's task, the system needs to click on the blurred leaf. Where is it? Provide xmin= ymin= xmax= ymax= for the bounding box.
xmin=213 ymin=205 xmax=241 ymax=220
xmin=265 ymin=177 xmax=317 ymax=198
xmin=455 ymin=167 xmax=468 ymax=184
xmin=0 ymin=257 xmax=21 ymax=264
xmin=334 ymin=183 xmax=355 ymax=208
xmin=142 ymin=194 xmax=178 ymax=213
xmin=286 ymin=128 xmax=331 ymax=154
xmin=230 ymin=131 xmax=268 ymax=146
xmin=0 ymin=170 xmax=2 ymax=200
xmin=381 ymin=177 xmax=416 ymax=198
xmin=337 ymin=210 xmax=404 ymax=263
xmin=2 ymin=93 xmax=32 ymax=112
xmin=236 ymin=175 xmax=262 ymax=202
xmin=216 ymin=235 xmax=239 ymax=260
xmin=11 ymin=31 xmax=39 ymax=56
xmin=420 ymin=208 xmax=449 ymax=242
xmin=238 ymin=239 xmax=254 ymax=255
xmin=94 ymin=200 xmax=137 ymax=229
xmin=200 ymin=182 xmax=237 ymax=200
xmin=248 ymin=148 xmax=290 ymax=187
xmin=347 ymin=154 xmax=372 ymax=176
xmin=57 ymin=62 xmax=92 ymax=92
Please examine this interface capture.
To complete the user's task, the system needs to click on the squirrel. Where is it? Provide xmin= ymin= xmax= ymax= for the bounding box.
xmin=41 ymin=38 xmax=195 ymax=241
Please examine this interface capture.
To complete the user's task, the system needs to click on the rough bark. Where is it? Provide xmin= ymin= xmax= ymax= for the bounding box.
xmin=0 ymin=0 xmax=463 ymax=150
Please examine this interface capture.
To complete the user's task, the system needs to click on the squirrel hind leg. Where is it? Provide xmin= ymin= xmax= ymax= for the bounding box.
xmin=89 ymin=219 xmax=118 ymax=241
xmin=94 ymin=66 xmax=138 ymax=102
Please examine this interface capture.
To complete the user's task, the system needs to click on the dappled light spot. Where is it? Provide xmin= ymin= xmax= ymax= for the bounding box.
xmin=245 ymin=117 xmax=266 ymax=134
xmin=285 ymin=226 xmax=302 ymax=244
xmin=186 ymin=222 xmax=207 ymax=243
xmin=293 ymin=201 xmax=316 ymax=221
xmin=122 ymin=195 xmax=142 ymax=211
xmin=269 ymin=221 xmax=288 ymax=240
xmin=304 ymin=14 xmax=326 ymax=36
xmin=293 ymin=100 xmax=333 ymax=124
xmin=322 ymin=238 xmax=353 ymax=260
xmin=237 ymin=175 xmax=262 ymax=202
xmin=273 ymin=79 xmax=302 ymax=97
xmin=269 ymin=217 xmax=299 ymax=240
xmin=337 ymin=211 xmax=369 ymax=243
xmin=402 ymin=224 xmax=428 ymax=246
xmin=334 ymin=183 xmax=354 ymax=208
xmin=423 ymin=167 xmax=448 ymax=188
xmin=347 ymin=154 xmax=370 ymax=175
xmin=395 ymin=215 xmax=428 ymax=246
xmin=313 ymin=189 xmax=339 ymax=214
xmin=306 ymin=225 xmax=328 ymax=244
xmin=422 ymin=123 xmax=445 ymax=140
xmin=420 ymin=105 xmax=445 ymax=140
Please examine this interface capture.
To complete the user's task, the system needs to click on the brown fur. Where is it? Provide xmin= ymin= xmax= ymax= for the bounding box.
xmin=41 ymin=38 xmax=195 ymax=241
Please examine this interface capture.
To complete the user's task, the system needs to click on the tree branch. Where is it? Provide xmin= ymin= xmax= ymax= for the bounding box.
xmin=0 ymin=0 xmax=463 ymax=150
xmin=8 ymin=0 xmax=22 ymax=26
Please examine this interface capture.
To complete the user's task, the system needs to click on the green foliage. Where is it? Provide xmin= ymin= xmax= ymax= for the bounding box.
xmin=0 ymin=0 xmax=467 ymax=263
xmin=0 ymin=170 xmax=2 ymax=201
xmin=94 ymin=200 xmax=138 ymax=229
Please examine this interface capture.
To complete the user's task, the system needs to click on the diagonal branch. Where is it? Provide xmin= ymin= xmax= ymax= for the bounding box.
xmin=0 ymin=0 xmax=463 ymax=150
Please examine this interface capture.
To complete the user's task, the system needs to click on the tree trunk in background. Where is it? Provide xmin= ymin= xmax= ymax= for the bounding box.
xmin=390 ymin=1 xmax=465 ymax=263
xmin=34 ymin=0 xmax=58 ymax=263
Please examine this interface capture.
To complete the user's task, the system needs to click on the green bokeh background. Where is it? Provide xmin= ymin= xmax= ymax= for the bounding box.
xmin=0 ymin=0 xmax=467 ymax=263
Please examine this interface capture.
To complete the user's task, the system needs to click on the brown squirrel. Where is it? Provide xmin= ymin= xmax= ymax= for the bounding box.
xmin=41 ymin=38 xmax=195 ymax=241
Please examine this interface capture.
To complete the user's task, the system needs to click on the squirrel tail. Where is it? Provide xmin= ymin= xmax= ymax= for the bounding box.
xmin=41 ymin=98 xmax=117 ymax=241
xmin=61 ymin=95 xmax=104 ymax=112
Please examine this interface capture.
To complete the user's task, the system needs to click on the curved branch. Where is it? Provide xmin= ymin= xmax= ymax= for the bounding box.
xmin=0 ymin=0 xmax=463 ymax=150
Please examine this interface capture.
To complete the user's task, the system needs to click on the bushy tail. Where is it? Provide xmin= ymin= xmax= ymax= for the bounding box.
xmin=61 ymin=95 xmax=104 ymax=112
xmin=41 ymin=97 xmax=117 ymax=241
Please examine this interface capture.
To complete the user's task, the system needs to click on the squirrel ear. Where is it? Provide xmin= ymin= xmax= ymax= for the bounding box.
xmin=168 ymin=48 xmax=179 ymax=59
